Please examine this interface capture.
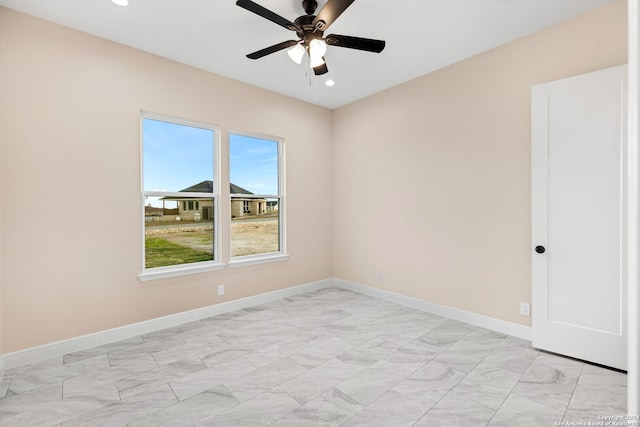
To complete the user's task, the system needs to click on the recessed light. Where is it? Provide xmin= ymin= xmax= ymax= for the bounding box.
xmin=111 ymin=0 xmax=129 ymax=6
xmin=325 ymin=79 xmax=335 ymax=87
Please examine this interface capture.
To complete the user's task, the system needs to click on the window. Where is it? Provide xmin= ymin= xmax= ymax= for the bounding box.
xmin=229 ymin=132 xmax=286 ymax=265
xmin=140 ymin=114 xmax=221 ymax=280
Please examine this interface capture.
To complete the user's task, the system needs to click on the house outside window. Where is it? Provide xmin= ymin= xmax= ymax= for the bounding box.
xmin=229 ymin=132 xmax=285 ymax=262
xmin=140 ymin=113 xmax=221 ymax=280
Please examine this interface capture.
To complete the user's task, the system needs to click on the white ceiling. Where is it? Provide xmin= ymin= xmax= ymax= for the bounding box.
xmin=0 ymin=0 xmax=618 ymax=109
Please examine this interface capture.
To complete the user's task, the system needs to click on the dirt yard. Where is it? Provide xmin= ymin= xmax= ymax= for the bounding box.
xmin=145 ymin=218 xmax=279 ymax=257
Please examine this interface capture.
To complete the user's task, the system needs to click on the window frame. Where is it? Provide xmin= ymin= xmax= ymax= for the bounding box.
xmin=228 ymin=130 xmax=288 ymax=268
xmin=138 ymin=112 xmax=223 ymax=281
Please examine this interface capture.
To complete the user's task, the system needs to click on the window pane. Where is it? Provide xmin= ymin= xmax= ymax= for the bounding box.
xmin=145 ymin=197 xmax=215 ymax=268
xmin=231 ymin=199 xmax=279 ymax=257
xmin=143 ymin=118 xmax=214 ymax=193
xmin=229 ymin=134 xmax=278 ymax=195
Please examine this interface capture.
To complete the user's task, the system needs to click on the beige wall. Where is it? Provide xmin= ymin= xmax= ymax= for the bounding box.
xmin=332 ymin=0 xmax=627 ymax=326
xmin=0 ymin=1 xmax=628 ymax=354
xmin=0 ymin=7 xmax=333 ymax=353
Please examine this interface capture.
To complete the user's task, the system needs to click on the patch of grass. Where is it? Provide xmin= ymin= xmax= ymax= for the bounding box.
xmin=145 ymin=237 xmax=213 ymax=268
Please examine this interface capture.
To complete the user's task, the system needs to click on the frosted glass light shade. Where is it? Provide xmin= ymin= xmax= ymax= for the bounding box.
xmin=287 ymin=44 xmax=305 ymax=64
xmin=309 ymin=54 xmax=326 ymax=68
xmin=309 ymin=39 xmax=327 ymax=59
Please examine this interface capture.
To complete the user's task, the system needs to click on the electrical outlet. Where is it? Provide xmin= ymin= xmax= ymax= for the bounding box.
xmin=375 ymin=272 xmax=382 ymax=282
xmin=218 ymin=285 xmax=225 ymax=296
xmin=520 ymin=302 xmax=530 ymax=316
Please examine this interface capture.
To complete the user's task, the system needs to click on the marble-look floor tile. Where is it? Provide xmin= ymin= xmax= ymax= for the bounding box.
xmin=434 ymin=338 xmax=497 ymax=373
xmin=224 ymin=357 xmax=307 ymax=403
xmin=418 ymin=320 xmax=477 ymax=348
xmin=336 ymin=359 xmax=412 ymax=406
xmin=280 ymin=358 xmax=360 ymax=405
xmin=0 ymin=381 xmax=117 ymax=427
xmin=107 ymin=335 xmax=183 ymax=366
xmin=341 ymin=389 xmax=428 ymax=427
xmin=129 ymin=384 xmax=239 ymax=427
xmin=62 ymin=383 xmax=178 ymax=427
xmin=175 ymin=324 xmax=225 ymax=345
xmin=116 ymin=356 xmax=206 ymax=400
xmin=169 ymin=358 xmax=256 ymax=401
xmin=511 ymin=356 xmax=580 ymax=413
xmin=63 ymin=336 xmax=144 ymax=364
xmin=290 ymin=336 xmax=356 ymax=368
xmin=336 ymin=338 xmax=401 ymax=369
xmin=199 ymin=345 xmax=253 ymax=368
xmin=8 ymin=354 xmax=111 ymax=395
xmin=63 ymin=355 xmax=151 ymax=391
xmin=482 ymin=343 xmax=539 ymax=375
xmin=242 ymin=334 xmax=326 ymax=368
xmin=447 ymin=361 xmax=521 ymax=410
xmin=197 ymin=387 xmax=299 ymax=427
xmin=531 ymin=352 xmax=585 ymax=376
xmin=377 ymin=315 xmax=448 ymax=347
xmin=393 ymin=360 xmax=466 ymax=409
xmin=141 ymin=320 xmax=206 ymax=341
xmin=563 ymin=363 xmax=627 ymax=421
xmin=0 ymin=288 xmax=627 ymax=425
xmin=414 ymin=395 xmax=495 ymax=427
xmin=0 ymin=376 xmax=11 ymax=399
xmin=383 ymin=344 xmax=438 ymax=373
xmin=4 ymin=357 xmax=63 ymax=380
xmin=488 ymin=393 xmax=564 ymax=427
xmin=271 ymin=387 xmax=362 ymax=427
xmin=271 ymin=309 xmax=351 ymax=331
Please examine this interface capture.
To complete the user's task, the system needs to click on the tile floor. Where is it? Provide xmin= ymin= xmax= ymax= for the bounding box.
xmin=0 ymin=287 xmax=627 ymax=426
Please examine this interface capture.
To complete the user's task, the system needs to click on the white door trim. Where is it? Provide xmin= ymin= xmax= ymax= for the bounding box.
xmin=628 ymin=0 xmax=640 ymax=416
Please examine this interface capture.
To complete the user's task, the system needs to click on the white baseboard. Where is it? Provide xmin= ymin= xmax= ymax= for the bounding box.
xmin=332 ymin=278 xmax=532 ymax=341
xmin=2 ymin=279 xmax=333 ymax=371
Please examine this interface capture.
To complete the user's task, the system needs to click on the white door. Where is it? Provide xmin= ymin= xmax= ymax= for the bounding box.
xmin=531 ymin=65 xmax=627 ymax=371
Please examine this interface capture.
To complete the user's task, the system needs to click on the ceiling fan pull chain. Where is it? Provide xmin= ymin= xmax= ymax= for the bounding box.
xmin=304 ymin=54 xmax=312 ymax=86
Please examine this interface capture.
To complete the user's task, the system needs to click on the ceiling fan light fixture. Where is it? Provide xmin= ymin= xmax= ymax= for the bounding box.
xmin=287 ymin=43 xmax=305 ymax=64
xmin=309 ymin=38 xmax=327 ymax=59
xmin=309 ymin=54 xmax=326 ymax=68
xmin=308 ymin=38 xmax=327 ymax=68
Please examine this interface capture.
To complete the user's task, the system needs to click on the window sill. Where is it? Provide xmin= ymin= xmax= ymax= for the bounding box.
xmin=138 ymin=261 xmax=225 ymax=282
xmin=228 ymin=253 xmax=289 ymax=268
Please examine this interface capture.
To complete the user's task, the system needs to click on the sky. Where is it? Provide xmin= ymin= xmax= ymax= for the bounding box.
xmin=143 ymin=118 xmax=279 ymax=203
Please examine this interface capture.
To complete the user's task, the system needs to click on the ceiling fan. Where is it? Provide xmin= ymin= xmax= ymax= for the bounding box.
xmin=236 ymin=0 xmax=386 ymax=75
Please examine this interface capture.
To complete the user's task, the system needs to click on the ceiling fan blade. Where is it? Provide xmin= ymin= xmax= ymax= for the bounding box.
xmin=236 ymin=0 xmax=301 ymax=32
xmin=312 ymin=0 xmax=355 ymax=32
xmin=247 ymin=40 xmax=299 ymax=59
xmin=325 ymin=34 xmax=386 ymax=53
xmin=313 ymin=60 xmax=329 ymax=75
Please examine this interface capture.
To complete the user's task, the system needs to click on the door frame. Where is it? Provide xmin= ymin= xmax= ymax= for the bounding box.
xmin=627 ymin=0 xmax=640 ymax=415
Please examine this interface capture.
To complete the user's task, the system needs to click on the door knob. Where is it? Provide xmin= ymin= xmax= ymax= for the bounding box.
xmin=535 ymin=246 xmax=546 ymax=254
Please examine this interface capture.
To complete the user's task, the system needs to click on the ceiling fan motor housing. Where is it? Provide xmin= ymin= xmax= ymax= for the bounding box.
xmin=294 ymin=15 xmax=323 ymax=40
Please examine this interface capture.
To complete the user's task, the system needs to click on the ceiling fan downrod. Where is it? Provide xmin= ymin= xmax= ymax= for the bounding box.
xmin=302 ymin=0 xmax=318 ymax=15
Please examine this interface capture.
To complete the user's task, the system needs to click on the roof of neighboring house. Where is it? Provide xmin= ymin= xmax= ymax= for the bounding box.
xmin=161 ymin=180 xmax=253 ymax=199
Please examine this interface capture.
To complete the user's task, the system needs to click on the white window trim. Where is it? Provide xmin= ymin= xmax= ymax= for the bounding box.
xmin=139 ymin=112 xmax=222 ymax=281
xmin=229 ymin=129 xmax=287 ymax=265
xmin=139 ymin=261 xmax=225 ymax=281
xmin=228 ymin=253 xmax=289 ymax=268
